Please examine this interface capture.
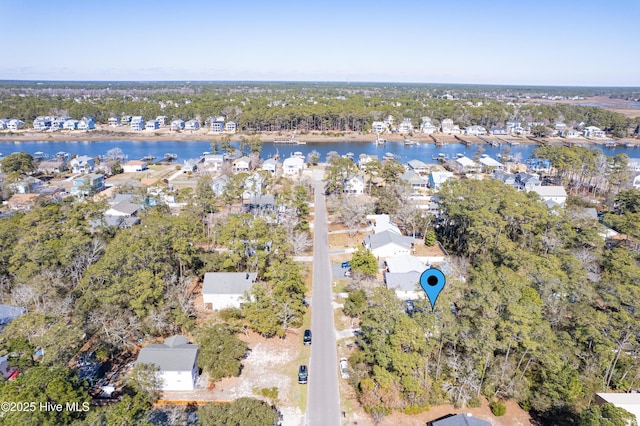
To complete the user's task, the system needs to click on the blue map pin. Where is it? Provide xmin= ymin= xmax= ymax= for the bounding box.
xmin=420 ymin=268 xmax=446 ymax=311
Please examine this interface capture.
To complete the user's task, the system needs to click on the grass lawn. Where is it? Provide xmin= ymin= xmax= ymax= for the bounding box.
xmin=328 ymin=231 xmax=367 ymax=249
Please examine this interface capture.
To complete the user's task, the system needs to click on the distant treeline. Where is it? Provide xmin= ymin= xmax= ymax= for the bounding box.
xmin=0 ymin=82 xmax=639 ymax=137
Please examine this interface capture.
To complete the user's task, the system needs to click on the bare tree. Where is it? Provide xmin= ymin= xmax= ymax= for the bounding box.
xmin=289 ymin=231 xmax=312 ymax=255
xmin=337 ymin=196 xmax=369 ymax=237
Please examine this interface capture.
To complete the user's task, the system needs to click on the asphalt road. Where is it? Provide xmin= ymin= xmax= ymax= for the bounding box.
xmin=307 ymin=180 xmax=341 ymax=426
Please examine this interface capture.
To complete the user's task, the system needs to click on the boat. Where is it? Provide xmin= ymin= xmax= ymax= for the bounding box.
xmin=432 ymin=153 xmax=449 ymax=162
xmin=33 ymin=151 xmax=49 ymax=160
xmin=163 ymin=153 xmax=178 ymax=161
xmin=625 ymin=141 xmax=636 ymax=148
xmin=141 ymin=155 xmax=156 ymax=162
xmin=604 ymin=141 xmax=617 ymax=148
xmin=383 ymin=152 xmax=397 ymax=161
xmin=374 ymin=133 xmax=387 ymax=145
xmin=404 ymin=137 xmax=417 ymax=146
xmin=56 ymin=151 xmax=70 ymax=160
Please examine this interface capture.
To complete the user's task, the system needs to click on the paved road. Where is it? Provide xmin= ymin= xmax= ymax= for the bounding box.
xmin=307 ymin=179 xmax=341 ymax=426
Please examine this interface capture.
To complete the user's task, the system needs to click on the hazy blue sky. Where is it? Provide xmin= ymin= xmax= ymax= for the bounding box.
xmin=2 ymin=0 xmax=638 ymax=86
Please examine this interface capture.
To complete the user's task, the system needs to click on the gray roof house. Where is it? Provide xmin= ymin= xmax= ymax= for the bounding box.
xmin=136 ymin=335 xmax=199 ymax=391
xmin=429 ymin=413 xmax=492 ymax=426
xmin=400 ymin=170 xmax=429 ymax=193
xmin=363 ymin=230 xmax=414 ymax=258
xmin=384 ymin=271 xmax=422 ymax=300
xmin=202 ymin=272 xmax=258 ymax=311
xmin=0 ymin=304 xmax=26 ymax=331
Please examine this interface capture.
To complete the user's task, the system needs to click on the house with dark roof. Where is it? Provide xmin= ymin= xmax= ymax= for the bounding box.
xmin=202 ymin=272 xmax=258 ymax=311
xmin=135 ymin=335 xmax=199 ymax=391
xmin=429 ymin=413 xmax=492 ymax=426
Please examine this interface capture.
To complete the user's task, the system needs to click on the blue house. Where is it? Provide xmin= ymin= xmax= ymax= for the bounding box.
xmin=71 ymin=173 xmax=104 ymax=197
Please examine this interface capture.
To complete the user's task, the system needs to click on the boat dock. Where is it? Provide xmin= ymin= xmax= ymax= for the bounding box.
xmin=454 ymin=135 xmax=471 ymax=146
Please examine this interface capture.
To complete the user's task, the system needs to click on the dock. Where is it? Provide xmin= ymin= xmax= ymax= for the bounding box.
xmin=429 ymin=134 xmax=446 ymax=146
xmin=454 ymin=135 xmax=471 ymax=146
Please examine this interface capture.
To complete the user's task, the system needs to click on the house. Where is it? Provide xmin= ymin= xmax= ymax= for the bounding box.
xmin=108 ymin=116 xmax=120 ymax=127
xmin=400 ymin=170 xmax=429 ymax=193
xmin=583 ymin=126 xmax=606 ymax=138
xmin=245 ymin=194 xmax=277 ymax=216
xmin=384 ymin=271 xmax=422 ymax=300
xmin=633 ymin=175 xmax=640 ymax=189
xmin=385 ymin=254 xmax=427 ymax=274
xmin=156 ymin=116 xmax=168 ymax=126
xmin=38 ymin=158 xmax=67 ymax=174
xmin=233 ymin=156 xmax=251 ymax=173
xmin=429 ymin=171 xmax=454 ymax=191
xmin=7 ymin=194 xmax=40 ymax=211
xmin=564 ymin=129 xmax=581 ymax=138
xmin=261 ymin=158 xmax=277 ymax=174
xmin=594 ymin=393 xmax=640 ymax=424
xmin=122 ymin=160 xmax=148 ymax=173
xmin=130 ymin=116 xmax=145 ymax=131
xmin=63 ymin=119 xmax=79 ymax=130
xmin=367 ymin=214 xmax=402 ymax=235
xmin=363 ymin=230 xmax=414 ymax=258
xmin=33 ymin=116 xmax=52 ymax=131
xmin=202 ymin=154 xmax=225 ymax=171
xmin=51 ymin=116 xmax=70 ymax=130
xmin=421 ymin=120 xmax=437 ymax=134
xmin=8 ymin=119 xmax=25 ymax=130
xmin=506 ymin=120 xmax=521 ymax=133
xmin=105 ymin=200 xmax=142 ymax=217
xmin=371 ymin=121 xmax=386 ymax=133
xmin=344 ymin=174 xmax=365 ymax=194
xmin=514 ymin=172 xmax=541 ymax=190
xmin=0 ymin=118 xmax=10 ymax=129
xmin=528 ymin=185 xmax=568 ymax=207
xmin=429 ymin=413 xmax=492 ymax=426
xmin=121 ymin=115 xmax=133 ymax=124
xmin=455 ymin=156 xmax=478 ymax=173
xmin=145 ymin=120 xmax=160 ymax=130
xmin=78 ymin=116 xmax=96 ymax=130
xmin=202 ymin=272 xmax=258 ymax=311
xmin=211 ymin=175 xmax=230 ymax=196
xmin=224 ymin=121 xmax=237 ymax=132
xmin=627 ymin=158 xmax=640 ymax=172
xmin=170 ymin=119 xmax=185 ymax=131
xmin=465 ymin=125 xmax=487 ymax=136
xmin=8 ymin=176 xmax=43 ymax=194
xmin=182 ymin=159 xmax=198 ymax=173
xmin=282 ymin=156 xmax=305 ymax=176
xmin=407 ymin=159 xmax=428 ymax=174
xmin=397 ymin=118 xmax=413 ymax=134
xmin=136 ymin=335 xmax=199 ymax=391
xmin=489 ymin=126 xmax=508 ymax=135
xmin=185 ymin=119 xmax=200 ymax=130
xmin=478 ymin=155 xmax=503 ymax=171
xmin=0 ymin=304 xmax=26 ymax=331
xmin=210 ymin=121 xmax=224 ymax=132
xmin=358 ymin=154 xmax=377 ymax=170
xmin=69 ymin=155 xmax=95 ymax=173
xmin=440 ymin=119 xmax=461 ymax=135
xmin=71 ymin=173 xmax=104 ymax=197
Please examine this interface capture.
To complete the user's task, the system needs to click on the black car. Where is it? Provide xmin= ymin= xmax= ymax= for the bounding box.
xmin=298 ymin=365 xmax=308 ymax=384
xmin=303 ymin=329 xmax=312 ymax=345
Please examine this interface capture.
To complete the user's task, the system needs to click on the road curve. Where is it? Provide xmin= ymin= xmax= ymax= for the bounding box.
xmin=307 ymin=179 xmax=341 ymax=426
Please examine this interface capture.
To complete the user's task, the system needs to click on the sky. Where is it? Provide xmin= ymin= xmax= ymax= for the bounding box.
xmin=2 ymin=0 xmax=639 ymax=86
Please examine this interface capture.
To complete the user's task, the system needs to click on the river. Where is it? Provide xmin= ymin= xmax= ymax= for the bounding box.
xmin=0 ymin=139 xmax=637 ymax=164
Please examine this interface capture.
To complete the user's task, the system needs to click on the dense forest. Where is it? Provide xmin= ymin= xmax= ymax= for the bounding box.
xmin=1 ymin=81 xmax=639 ymax=137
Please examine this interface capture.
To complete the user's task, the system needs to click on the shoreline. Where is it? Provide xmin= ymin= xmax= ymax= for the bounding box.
xmin=0 ymin=126 xmax=635 ymax=147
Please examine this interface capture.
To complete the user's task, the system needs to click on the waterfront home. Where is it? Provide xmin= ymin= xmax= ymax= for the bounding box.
xmin=156 ymin=115 xmax=168 ymax=126
xmin=363 ymin=230 xmax=414 ymax=258
xmin=478 ymin=155 xmax=503 ymax=171
xmin=261 ymin=158 xmax=277 ymax=174
xmin=38 ymin=158 xmax=67 ymax=174
xmin=145 ymin=120 xmax=160 ymax=130
xmin=7 ymin=119 xmax=25 ymax=130
xmin=130 ymin=116 xmax=145 ymax=131
xmin=400 ymin=170 xmax=429 ymax=193
xmin=384 ymin=115 xmax=395 ymax=127
xmin=455 ymin=155 xmax=478 ymax=173
xmin=371 ymin=121 xmax=386 ymax=133
xmin=0 ymin=119 xmax=9 ymax=129
xmin=69 ymin=155 xmax=95 ymax=173
xmin=407 ymin=159 xmax=429 ymax=174
xmin=185 ymin=119 xmax=200 ymax=131
xmin=527 ymin=185 xmax=568 ymax=208
xmin=108 ymin=116 xmax=120 ymax=127
xmin=583 ymin=126 xmax=606 ymax=138
xmin=564 ymin=129 xmax=581 ymax=138
xmin=440 ymin=118 xmax=461 ymax=135
xmin=233 ymin=156 xmax=251 ymax=173
xmin=122 ymin=160 xmax=148 ymax=173
xmin=489 ymin=126 xmax=508 ymax=135
xmin=78 ymin=116 xmax=96 ymax=130
xmin=170 ymin=119 xmax=185 ymax=131
xmin=515 ymin=172 xmax=541 ymax=190
xmin=224 ymin=121 xmax=237 ymax=132
xmin=121 ymin=115 xmax=132 ymax=124
xmin=282 ymin=156 xmax=305 ymax=176
xmin=397 ymin=118 xmax=413 ymax=134
xmin=202 ymin=272 xmax=258 ymax=311
xmin=210 ymin=121 xmax=224 ymax=132
xmin=428 ymin=171 xmax=454 ymax=191
xmin=358 ymin=154 xmax=377 ymax=170
xmin=182 ymin=159 xmax=198 ymax=173
xmin=420 ymin=120 xmax=437 ymax=134
xmin=71 ymin=173 xmax=104 ymax=197
xmin=506 ymin=120 xmax=521 ymax=133
xmin=63 ymin=119 xmax=79 ymax=130
xmin=344 ymin=174 xmax=365 ymax=194
xmin=136 ymin=335 xmax=199 ymax=391
xmin=202 ymin=154 xmax=225 ymax=171
xmin=33 ymin=116 xmax=52 ymax=131
xmin=51 ymin=116 xmax=70 ymax=130
xmin=465 ymin=125 xmax=487 ymax=136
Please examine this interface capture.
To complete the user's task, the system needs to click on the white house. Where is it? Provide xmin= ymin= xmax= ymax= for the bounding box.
xmin=400 ymin=170 xmax=429 ymax=193
xmin=428 ymin=171 xmax=454 ymax=191
xmin=122 ymin=160 xmax=148 ymax=173
xmin=371 ymin=121 xmax=386 ymax=133
xmin=33 ymin=116 xmax=52 ymax=131
xmin=185 ymin=119 xmax=200 ymax=130
xmin=156 ymin=115 xmax=168 ymax=126
xmin=145 ymin=120 xmax=160 ymax=130
xmin=136 ymin=335 xmax=199 ymax=391
xmin=465 ymin=125 xmax=487 ymax=136
xmin=367 ymin=214 xmax=402 ymax=235
xmin=384 ymin=271 xmax=423 ymax=301
xmin=7 ymin=119 xmax=25 ymax=130
xmin=441 ymin=119 xmax=461 ymax=135
xmin=583 ymin=126 xmax=606 ymax=138
xmin=202 ymin=272 xmax=258 ymax=311
xmin=455 ymin=155 xmax=478 ymax=173
xmin=78 ymin=116 xmax=96 ymax=130
xmin=407 ymin=159 xmax=428 ymax=174
xmin=397 ymin=118 xmax=413 ymax=134
xmin=564 ymin=129 xmax=581 ymax=138
xmin=63 ymin=119 xmax=79 ymax=130
xmin=224 ymin=121 xmax=237 ymax=132
xmin=363 ymin=230 xmax=414 ymax=258
xmin=344 ymin=175 xmax=365 ymax=194
xmin=528 ymin=185 xmax=568 ymax=207
xmin=633 ymin=175 xmax=640 ymax=189
xmin=210 ymin=121 xmax=224 ymax=132
xmin=170 ymin=120 xmax=185 ymax=131
xmin=262 ymin=158 xmax=277 ymax=174
xmin=131 ymin=116 xmax=145 ymax=131
xmin=282 ymin=156 xmax=305 ymax=176
xmin=108 ymin=116 xmax=120 ymax=127
xmin=385 ymin=254 xmax=427 ymax=274
xmin=69 ymin=155 xmax=95 ymax=173
xmin=420 ymin=121 xmax=437 ymax=134
xmin=478 ymin=155 xmax=503 ymax=170
xmin=202 ymin=154 xmax=225 ymax=171
xmin=358 ymin=154 xmax=377 ymax=170
xmin=233 ymin=156 xmax=251 ymax=173
xmin=0 ymin=119 xmax=10 ymax=130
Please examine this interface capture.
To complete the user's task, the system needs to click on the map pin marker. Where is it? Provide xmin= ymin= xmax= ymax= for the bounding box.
xmin=419 ymin=267 xmax=446 ymax=311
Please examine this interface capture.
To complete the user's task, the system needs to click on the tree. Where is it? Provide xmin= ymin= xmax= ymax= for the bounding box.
xmin=350 ymin=247 xmax=378 ymax=278
xmin=579 ymin=403 xmax=638 ymax=426
xmin=0 ymin=152 xmax=35 ymax=175
xmin=343 ymin=289 xmax=367 ymax=318
xmin=197 ymin=397 xmax=279 ymax=426
xmin=196 ymin=322 xmax=248 ymax=381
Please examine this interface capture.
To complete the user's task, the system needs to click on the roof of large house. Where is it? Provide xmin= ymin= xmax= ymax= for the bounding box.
xmin=400 ymin=170 xmax=427 ymax=185
xmin=430 ymin=171 xmax=454 ymax=184
xmin=202 ymin=272 xmax=258 ymax=295
xmin=106 ymin=201 xmax=141 ymax=216
xmin=430 ymin=414 xmax=492 ymax=426
xmin=384 ymin=271 xmax=422 ymax=292
xmin=364 ymin=230 xmax=413 ymax=251
xmin=408 ymin=159 xmax=428 ymax=169
xmin=456 ymin=156 xmax=476 ymax=167
xmin=529 ymin=185 xmax=567 ymax=197
xmin=479 ymin=156 xmax=502 ymax=168
xmin=385 ymin=254 xmax=427 ymax=274
xmin=136 ymin=335 xmax=198 ymax=373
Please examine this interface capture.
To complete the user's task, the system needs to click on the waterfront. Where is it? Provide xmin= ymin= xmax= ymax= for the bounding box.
xmin=0 ymin=139 xmax=637 ymax=165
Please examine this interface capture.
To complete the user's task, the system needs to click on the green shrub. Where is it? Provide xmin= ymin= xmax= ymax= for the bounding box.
xmin=490 ymin=400 xmax=507 ymax=416
xmin=402 ymin=404 xmax=430 ymax=415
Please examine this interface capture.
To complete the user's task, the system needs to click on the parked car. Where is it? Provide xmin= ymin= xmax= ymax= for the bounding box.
xmin=303 ymin=329 xmax=312 ymax=345
xmin=339 ymin=358 xmax=349 ymax=379
xmin=341 ymin=261 xmax=350 ymax=268
xmin=298 ymin=365 xmax=308 ymax=384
